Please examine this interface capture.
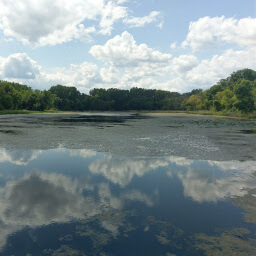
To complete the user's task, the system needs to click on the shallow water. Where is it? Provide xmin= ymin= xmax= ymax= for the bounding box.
xmin=0 ymin=113 xmax=255 ymax=255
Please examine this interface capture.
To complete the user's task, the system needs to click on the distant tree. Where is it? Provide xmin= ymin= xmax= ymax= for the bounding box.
xmin=234 ymin=80 xmax=254 ymax=112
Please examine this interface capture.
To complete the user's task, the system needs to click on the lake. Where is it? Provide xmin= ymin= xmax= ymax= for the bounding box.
xmin=0 ymin=113 xmax=255 ymax=256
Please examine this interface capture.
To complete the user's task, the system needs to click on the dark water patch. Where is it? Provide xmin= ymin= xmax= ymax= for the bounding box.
xmin=240 ymin=129 xmax=256 ymax=134
xmin=0 ymin=129 xmax=21 ymax=135
xmin=58 ymin=113 xmax=151 ymax=125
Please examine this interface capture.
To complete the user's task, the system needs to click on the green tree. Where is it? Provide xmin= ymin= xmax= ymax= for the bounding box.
xmin=234 ymin=80 xmax=254 ymax=112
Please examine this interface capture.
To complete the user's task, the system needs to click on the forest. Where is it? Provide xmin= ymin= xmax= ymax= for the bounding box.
xmin=0 ymin=69 xmax=256 ymax=113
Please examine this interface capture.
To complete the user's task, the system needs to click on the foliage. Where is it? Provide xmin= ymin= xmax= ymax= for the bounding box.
xmin=183 ymin=69 xmax=256 ymax=113
xmin=0 ymin=69 xmax=256 ymax=113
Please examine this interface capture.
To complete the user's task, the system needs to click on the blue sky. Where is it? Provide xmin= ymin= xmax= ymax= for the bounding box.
xmin=0 ymin=0 xmax=255 ymax=93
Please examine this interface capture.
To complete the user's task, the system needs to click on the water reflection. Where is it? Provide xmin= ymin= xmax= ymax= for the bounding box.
xmin=0 ymin=172 xmax=96 ymax=249
xmin=89 ymin=156 xmax=170 ymax=187
xmin=0 ymin=155 xmax=156 ymax=251
xmin=0 ymin=148 xmax=255 ymax=255
xmin=0 ymin=148 xmax=42 ymax=166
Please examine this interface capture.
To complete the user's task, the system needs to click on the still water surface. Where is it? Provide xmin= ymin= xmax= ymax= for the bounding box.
xmin=0 ymin=113 xmax=255 ymax=255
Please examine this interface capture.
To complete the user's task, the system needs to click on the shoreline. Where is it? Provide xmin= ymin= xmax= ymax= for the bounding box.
xmin=0 ymin=110 xmax=255 ymax=120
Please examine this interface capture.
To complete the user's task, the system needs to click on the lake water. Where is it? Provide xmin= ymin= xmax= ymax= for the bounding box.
xmin=0 ymin=113 xmax=255 ymax=256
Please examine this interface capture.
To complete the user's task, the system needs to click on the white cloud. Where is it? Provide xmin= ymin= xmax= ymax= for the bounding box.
xmin=2 ymin=22 xmax=256 ymax=94
xmin=2 ymin=46 xmax=256 ymax=94
xmin=0 ymin=0 xmax=105 ymax=46
xmin=185 ymin=48 xmax=256 ymax=89
xmin=100 ymin=66 xmax=120 ymax=83
xmin=0 ymin=0 xmax=162 ymax=46
xmin=170 ymin=42 xmax=177 ymax=49
xmin=172 ymin=55 xmax=198 ymax=73
xmin=99 ymin=1 xmax=128 ymax=35
xmin=74 ymin=25 xmax=96 ymax=42
xmin=0 ymin=0 xmax=131 ymax=46
xmin=157 ymin=21 xmax=164 ymax=29
xmin=124 ymin=11 xmax=161 ymax=28
xmin=90 ymin=31 xmax=172 ymax=67
xmin=117 ymin=0 xmax=129 ymax=4
xmin=182 ymin=16 xmax=256 ymax=51
xmin=0 ymin=53 xmax=40 ymax=79
xmin=39 ymin=61 xmax=103 ymax=91
xmin=123 ymin=62 xmax=169 ymax=81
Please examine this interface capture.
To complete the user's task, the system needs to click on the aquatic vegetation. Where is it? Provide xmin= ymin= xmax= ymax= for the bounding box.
xmin=194 ymin=228 xmax=256 ymax=256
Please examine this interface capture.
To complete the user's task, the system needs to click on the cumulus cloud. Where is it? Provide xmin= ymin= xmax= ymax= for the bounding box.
xmin=90 ymin=31 xmax=172 ymax=67
xmin=117 ymin=0 xmax=129 ymax=4
xmin=124 ymin=11 xmax=162 ymax=28
xmin=182 ymin=16 xmax=256 ymax=51
xmin=0 ymin=0 xmax=129 ymax=46
xmin=0 ymin=0 xmax=163 ymax=46
xmin=40 ymin=61 xmax=103 ymax=91
xmin=172 ymin=55 xmax=198 ymax=73
xmin=0 ymin=0 xmax=101 ymax=46
xmin=2 ymin=47 xmax=256 ymax=94
xmin=100 ymin=66 xmax=120 ymax=83
xmin=99 ymin=1 xmax=128 ymax=35
xmin=0 ymin=53 xmax=40 ymax=79
xmin=185 ymin=48 xmax=256 ymax=88
xmin=74 ymin=25 xmax=96 ymax=42
xmin=2 ymin=22 xmax=256 ymax=93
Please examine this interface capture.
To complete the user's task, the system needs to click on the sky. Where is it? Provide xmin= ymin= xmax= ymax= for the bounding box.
xmin=0 ymin=0 xmax=255 ymax=93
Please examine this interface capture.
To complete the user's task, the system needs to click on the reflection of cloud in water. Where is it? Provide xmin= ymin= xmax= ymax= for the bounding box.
xmin=168 ymin=156 xmax=194 ymax=167
xmin=0 ymin=149 xmax=42 ymax=166
xmin=123 ymin=190 xmax=153 ymax=206
xmin=167 ymin=158 xmax=256 ymax=203
xmin=89 ymin=155 xmax=256 ymax=204
xmin=69 ymin=149 xmax=97 ymax=158
xmin=0 ymin=148 xmax=97 ymax=166
xmin=177 ymin=168 xmax=256 ymax=203
xmin=208 ymin=160 xmax=256 ymax=174
xmin=0 ymin=171 xmax=154 ymax=250
xmin=170 ymin=156 xmax=256 ymax=174
xmin=0 ymin=172 xmax=98 ymax=249
xmin=89 ymin=157 xmax=169 ymax=187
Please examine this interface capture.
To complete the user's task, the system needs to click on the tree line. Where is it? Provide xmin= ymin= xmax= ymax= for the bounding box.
xmin=0 ymin=69 xmax=256 ymax=113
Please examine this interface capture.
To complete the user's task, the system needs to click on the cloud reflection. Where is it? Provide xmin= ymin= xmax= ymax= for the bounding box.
xmin=0 ymin=172 xmax=98 ymax=249
xmin=177 ymin=168 xmax=256 ymax=203
xmin=168 ymin=157 xmax=256 ymax=203
xmin=89 ymin=156 xmax=169 ymax=187
xmin=0 ymin=148 xmax=42 ymax=166
xmin=0 ymin=169 xmax=154 ymax=250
